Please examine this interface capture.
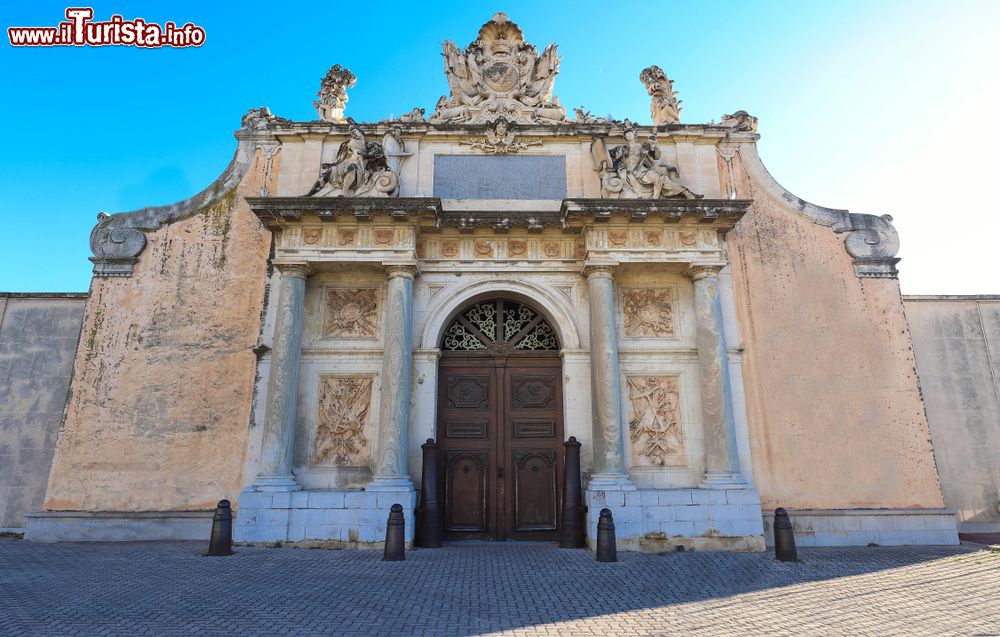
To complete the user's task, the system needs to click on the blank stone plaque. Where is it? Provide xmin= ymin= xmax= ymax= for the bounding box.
xmin=433 ymin=155 xmax=567 ymax=200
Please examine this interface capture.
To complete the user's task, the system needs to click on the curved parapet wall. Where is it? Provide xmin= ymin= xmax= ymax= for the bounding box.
xmin=36 ymin=115 xmax=281 ymax=521
xmin=723 ymin=136 xmax=945 ymax=513
xmin=734 ymin=142 xmax=900 ymax=278
xmin=89 ymin=121 xmax=281 ymax=277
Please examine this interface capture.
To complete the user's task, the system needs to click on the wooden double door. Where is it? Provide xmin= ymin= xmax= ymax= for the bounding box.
xmin=437 ymin=355 xmax=564 ymax=541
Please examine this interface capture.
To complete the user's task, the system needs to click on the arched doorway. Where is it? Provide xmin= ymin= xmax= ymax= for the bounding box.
xmin=437 ymin=298 xmax=564 ymax=541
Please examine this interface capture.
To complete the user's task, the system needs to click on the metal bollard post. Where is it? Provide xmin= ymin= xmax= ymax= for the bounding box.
xmin=207 ymin=499 xmax=234 ymax=556
xmin=416 ymin=438 xmax=442 ymax=548
xmin=773 ymin=507 xmax=798 ymax=562
xmin=383 ymin=503 xmax=406 ymax=561
xmin=560 ymin=436 xmax=585 ymax=548
xmin=596 ymin=508 xmax=617 ymax=562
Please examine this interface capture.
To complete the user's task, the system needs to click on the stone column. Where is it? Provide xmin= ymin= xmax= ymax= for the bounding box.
xmin=368 ymin=264 xmax=417 ymax=491
xmin=255 ymin=262 xmax=310 ymax=491
xmin=687 ymin=265 xmax=745 ymax=489
xmin=584 ymin=264 xmax=632 ymax=489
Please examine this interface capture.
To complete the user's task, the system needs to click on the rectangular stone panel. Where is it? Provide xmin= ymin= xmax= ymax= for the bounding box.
xmin=433 ymin=155 xmax=567 ymax=200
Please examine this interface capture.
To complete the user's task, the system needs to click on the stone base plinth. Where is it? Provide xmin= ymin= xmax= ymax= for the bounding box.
xmin=760 ymin=508 xmax=959 ymax=546
xmin=24 ymin=511 xmax=214 ymax=542
xmin=233 ymin=487 xmax=417 ymax=547
xmin=585 ymin=487 xmax=765 ymax=552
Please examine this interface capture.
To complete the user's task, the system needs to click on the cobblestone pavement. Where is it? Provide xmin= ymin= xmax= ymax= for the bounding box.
xmin=0 ymin=540 xmax=997 ymax=636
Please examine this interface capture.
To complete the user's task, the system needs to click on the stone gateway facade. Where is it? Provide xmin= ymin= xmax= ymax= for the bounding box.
xmin=21 ymin=14 xmax=965 ymax=549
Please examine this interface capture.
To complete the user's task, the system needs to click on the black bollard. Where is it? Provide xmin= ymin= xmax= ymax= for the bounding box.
xmin=207 ymin=499 xmax=234 ymax=556
xmin=773 ymin=507 xmax=798 ymax=562
xmin=596 ymin=508 xmax=617 ymax=562
xmin=560 ymin=436 xmax=585 ymax=548
xmin=383 ymin=503 xmax=406 ymax=561
xmin=416 ymin=438 xmax=442 ymax=548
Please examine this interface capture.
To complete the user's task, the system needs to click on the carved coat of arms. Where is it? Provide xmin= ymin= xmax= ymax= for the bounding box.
xmin=429 ymin=13 xmax=566 ymax=125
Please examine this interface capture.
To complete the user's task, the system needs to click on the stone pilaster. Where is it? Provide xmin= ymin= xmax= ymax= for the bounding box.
xmin=255 ymin=262 xmax=310 ymax=491
xmin=687 ymin=265 xmax=746 ymax=489
xmin=584 ymin=264 xmax=632 ymax=489
xmin=368 ymin=264 xmax=418 ymax=492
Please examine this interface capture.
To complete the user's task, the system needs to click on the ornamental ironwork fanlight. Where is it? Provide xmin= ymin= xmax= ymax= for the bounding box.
xmin=442 ymin=300 xmax=559 ymax=353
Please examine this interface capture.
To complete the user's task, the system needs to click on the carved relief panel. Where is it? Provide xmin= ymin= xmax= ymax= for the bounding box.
xmin=323 ymin=288 xmax=380 ymax=338
xmin=626 ymin=376 xmax=685 ymax=467
xmin=314 ymin=376 xmax=374 ymax=467
xmin=622 ymin=288 xmax=675 ymax=337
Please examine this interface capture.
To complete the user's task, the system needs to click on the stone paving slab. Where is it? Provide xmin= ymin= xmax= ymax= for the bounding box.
xmin=0 ymin=539 xmax=997 ymax=636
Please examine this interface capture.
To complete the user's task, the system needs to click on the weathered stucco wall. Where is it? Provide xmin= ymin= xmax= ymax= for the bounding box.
xmin=0 ymin=294 xmax=86 ymax=528
xmin=905 ymin=297 xmax=1000 ymax=531
xmin=42 ymin=144 xmax=275 ymax=512
xmin=727 ymin=155 xmax=944 ymax=511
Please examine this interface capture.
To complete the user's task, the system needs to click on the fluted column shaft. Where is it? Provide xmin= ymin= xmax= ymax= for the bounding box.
xmin=689 ymin=265 xmax=745 ymax=488
xmin=256 ymin=262 xmax=310 ymax=490
xmin=369 ymin=265 xmax=417 ymax=490
xmin=585 ymin=265 xmax=630 ymax=486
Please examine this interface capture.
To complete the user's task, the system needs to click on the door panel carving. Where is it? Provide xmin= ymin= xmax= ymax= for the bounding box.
xmin=512 ymin=418 xmax=556 ymax=438
xmin=513 ymin=451 xmax=557 ymax=531
xmin=512 ymin=375 xmax=556 ymax=409
xmin=446 ymin=376 xmax=490 ymax=409
xmin=445 ymin=419 xmax=489 ymax=438
xmin=444 ymin=451 xmax=488 ymax=532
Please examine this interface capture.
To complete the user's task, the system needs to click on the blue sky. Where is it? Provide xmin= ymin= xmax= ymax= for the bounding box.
xmin=1 ymin=1 xmax=997 ymax=293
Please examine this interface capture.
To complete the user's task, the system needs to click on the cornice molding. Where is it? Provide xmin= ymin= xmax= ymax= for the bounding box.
xmin=561 ymin=198 xmax=750 ymax=227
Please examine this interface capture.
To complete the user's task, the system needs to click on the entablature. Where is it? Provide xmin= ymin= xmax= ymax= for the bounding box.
xmin=251 ymin=196 xmax=737 ymax=271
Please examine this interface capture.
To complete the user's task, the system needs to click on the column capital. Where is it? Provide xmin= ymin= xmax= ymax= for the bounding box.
xmin=274 ymin=261 xmax=312 ymax=279
xmin=582 ymin=261 xmax=618 ymax=279
xmin=684 ymin=263 xmax=725 ymax=281
xmin=383 ymin=263 xmax=420 ymax=280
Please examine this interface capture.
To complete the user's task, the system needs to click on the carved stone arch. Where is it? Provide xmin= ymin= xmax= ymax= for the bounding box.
xmin=420 ymin=279 xmax=582 ymax=350
xmin=441 ymin=299 xmax=560 ymax=353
